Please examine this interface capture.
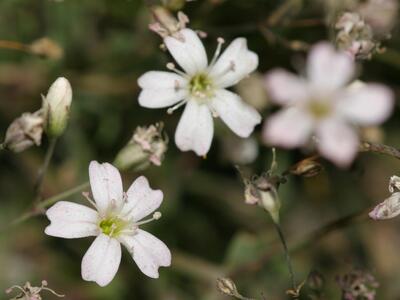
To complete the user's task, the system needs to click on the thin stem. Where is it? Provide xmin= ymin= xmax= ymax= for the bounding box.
xmin=2 ymin=181 xmax=90 ymax=233
xmin=273 ymin=222 xmax=297 ymax=294
xmin=34 ymin=138 xmax=57 ymax=198
xmin=0 ymin=40 xmax=29 ymax=52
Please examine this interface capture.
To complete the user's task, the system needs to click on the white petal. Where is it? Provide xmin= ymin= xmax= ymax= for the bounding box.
xmin=89 ymin=161 xmax=124 ymax=215
xmin=81 ymin=234 xmax=122 ymax=287
xmin=175 ymin=100 xmax=214 ymax=156
xmin=210 ymin=89 xmax=261 ymax=137
xmin=316 ymin=118 xmax=359 ymax=167
xmin=209 ymin=38 xmax=258 ymax=88
xmin=339 ymin=83 xmax=394 ymax=125
xmin=138 ymin=71 xmax=188 ymax=108
xmin=307 ymin=42 xmax=355 ymax=92
xmin=121 ymin=176 xmax=163 ymax=222
xmin=264 ymin=69 xmax=309 ymax=105
xmin=263 ymin=107 xmax=313 ymax=148
xmin=369 ymin=192 xmax=400 ymax=220
xmin=164 ymin=29 xmax=208 ymax=75
xmin=119 ymin=229 xmax=171 ymax=278
xmin=45 ymin=201 xmax=99 ymax=239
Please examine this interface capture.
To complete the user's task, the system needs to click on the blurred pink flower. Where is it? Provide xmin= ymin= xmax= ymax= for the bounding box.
xmin=263 ymin=42 xmax=394 ymax=167
xmin=138 ymin=28 xmax=261 ymax=156
xmin=45 ymin=161 xmax=171 ymax=287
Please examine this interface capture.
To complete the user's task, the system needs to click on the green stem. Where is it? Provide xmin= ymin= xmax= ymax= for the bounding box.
xmin=2 ymin=181 xmax=89 ymax=233
xmin=273 ymin=222 xmax=297 ymax=295
xmin=34 ymin=138 xmax=57 ymax=198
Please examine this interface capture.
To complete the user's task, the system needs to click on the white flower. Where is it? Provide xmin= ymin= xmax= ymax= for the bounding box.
xmin=263 ymin=42 xmax=394 ymax=167
xmin=45 ymin=161 xmax=171 ymax=287
xmin=138 ymin=28 xmax=262 ymax=156
xmin=369 ymin=192 xmax=400 ymax=220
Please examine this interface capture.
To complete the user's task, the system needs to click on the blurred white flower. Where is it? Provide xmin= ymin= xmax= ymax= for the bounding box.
xmin=263 ymin=42 xmax=394 ymax=167
xmin=45 ymin=161 xmax=171 ymax=287
xmin=138 ymin=28 xmax=261 ymax=156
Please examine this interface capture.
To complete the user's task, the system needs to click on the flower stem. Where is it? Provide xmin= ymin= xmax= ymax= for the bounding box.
xmin=34 ymin=138 xmax=57 ymax=199
xmin=273 ymin=222 xmax=297 ymax=297
xmin=2 ymin=181 xmax=90 ymax=233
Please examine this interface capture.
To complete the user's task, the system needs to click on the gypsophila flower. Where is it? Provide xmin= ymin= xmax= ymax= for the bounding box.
xmin=263 ymin=42 xmax=394 ymax=167
xmin=336 ymin=269 xmax=379 ymax=300
xmin=138 ymin=28 xmax=261 ymax=156
xmin=45 ymin=161 xmax=171 ymax=287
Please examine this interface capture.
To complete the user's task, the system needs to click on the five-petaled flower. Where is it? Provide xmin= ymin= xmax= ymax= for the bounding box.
xmin=263 ymin=42 xmax=394 ymax=167
xmin=45 ymin=161 xmax=171 ymax=287
xmin=138 ymin=28 xmax=261 ymax=156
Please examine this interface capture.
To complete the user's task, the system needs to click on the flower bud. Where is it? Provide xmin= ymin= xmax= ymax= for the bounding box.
xmin=369 ymin=192 xmax=400 ymax=220
xmin=6 ymin=280 xmax=64 ymax=300
xmin=114 ymin=123 xmax=168 ymax=171
xmin=149 ymin=7 xmax=189 ymax=41
xmin=28 ymin=37 xmax=63 ymax=60
xmin=216 ymin=278 xmax=238 ymax=297
xmin=290 ymin=157 xmax=323 ymax=178
xmin=243 ymin=173 xmax=281 ymax=224
xmin=43 ymin=77 xmax=72 ymax=138
xmin=2 ymin=110 xmax=44 ymax=153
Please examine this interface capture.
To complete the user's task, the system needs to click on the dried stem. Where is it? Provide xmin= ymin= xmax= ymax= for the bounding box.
xmin=0 ymin=40 xmax=29 ymax=52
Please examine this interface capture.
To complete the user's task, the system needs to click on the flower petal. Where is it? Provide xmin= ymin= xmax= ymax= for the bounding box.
xmin=45 ymin=201 xmax=99 ymax=239
xmin=263 ymin=107 xmax=313 ymax=148
xmin=81 ymin=234 xmax=122 ymax=287
xmin=175 ymin=100 xmax=214 ymax=156
xmin=369 ymin=192 xmax=400 ymax=220
xmin=264 ymin=69 xmax=309 ymax=105
xmin=138 ymin=71 xmax=188 ymax=108
xmin=339 ymin=82 xmax=394 ymax=125
xmin=121 ymin=176 xmax=163 ymax=222
xmin=89 ymin=161 xmax=124 ymax=215
xmin=210 ymin=89 xmax=261 ymax=137
xmin=164 ymin=29 xmax=208 ymax=75
xmin=316 ymin=118 xmax=359 ymax=167
xmin=307 ymin=42 xmax=355 ymax=92
xmin=119 ymin=229 xmax=171 ymax=278
xmin=209 ymin=38 xmax=258 ymax=88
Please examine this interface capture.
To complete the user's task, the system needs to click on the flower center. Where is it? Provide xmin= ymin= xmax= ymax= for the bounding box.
xmin=308 ymin=101 xmax=332 ymax=119
xmin=99 ymin=217 xmax=128 ymax=237
xmin=189 ymin=73 xmax=214 ymax=100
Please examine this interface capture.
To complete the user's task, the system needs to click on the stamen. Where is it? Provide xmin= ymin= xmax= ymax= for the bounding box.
xmin=167 ymin=100 xmax=187 ymax=114
xmin=209 ymin=37 xmax=225 ymax=69
xmin=134 ymin=211 xmax=162 ymax=226
xmin=82 ymin=192 xmax=97 ymax=209
xmin=166 ymin=62 xmax=187 ymax=77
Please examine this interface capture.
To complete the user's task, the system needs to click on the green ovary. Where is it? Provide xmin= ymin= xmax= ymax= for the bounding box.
xmin=99 ymin=217 xmax=127 ymax=237
xmin=189 ymin=73 xmax=213 ymax=99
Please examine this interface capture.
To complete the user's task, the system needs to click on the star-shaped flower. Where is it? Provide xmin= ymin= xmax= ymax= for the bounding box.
xmin=45 ymin=161 xmax=171 ymax=287
xmin=138 ymin=28 xmax=262 ymax=156
xmin=263 ymin=42 xmax=394 ymax=167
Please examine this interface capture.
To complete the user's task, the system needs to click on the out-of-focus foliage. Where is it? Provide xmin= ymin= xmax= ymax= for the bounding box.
xmin=1 ymin=0 xmax=400 ymax=299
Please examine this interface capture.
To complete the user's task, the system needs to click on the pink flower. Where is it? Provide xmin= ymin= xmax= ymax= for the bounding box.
xmin=263 ymin=42 xmax=394 ymax=167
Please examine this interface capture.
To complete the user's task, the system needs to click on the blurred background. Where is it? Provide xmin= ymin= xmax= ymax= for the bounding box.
xmin=1 ymin=0 xmax=400 ymax=299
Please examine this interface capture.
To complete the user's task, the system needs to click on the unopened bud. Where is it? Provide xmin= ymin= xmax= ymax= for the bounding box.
xmin=307 ymin=270 xmax=325 ymax=291
xmin=3 ymin=110 xmax=44 ymax=153
xmin=369 ymin=192 xmax=400 ymax=220
xmin=216 ymin=278 xmax=238 ymax=297
xmin=290 ymin=157 xmax=323 ymax=178
xmin=114 ymin=123 xmax=168 ymax=171
xmin=28 ymin=38 xmax=63 ymax=60
xmin=149 ymin=6 xmax=189 ymax=40
xmin=43 ymin=77 xmax=72 ymax=138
